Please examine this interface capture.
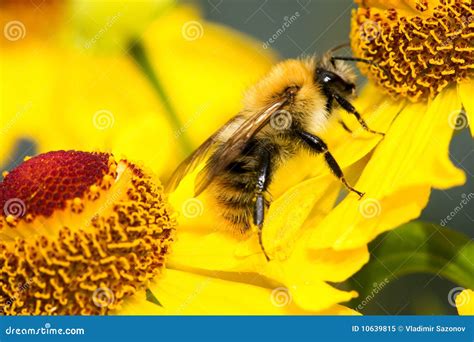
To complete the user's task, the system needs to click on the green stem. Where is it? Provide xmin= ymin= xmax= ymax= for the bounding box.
xmin=128 ymin=41 xmax=194 ymax=156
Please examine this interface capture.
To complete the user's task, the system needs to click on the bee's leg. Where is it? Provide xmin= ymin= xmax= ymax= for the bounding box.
xmin=327 ymin=94 xmax=353 ymax=134
xmin=253 ymin=149 xmax=272 ymax=262
xmin=332 ymin=92 xmax=385 ymax=137
xmin=297 ymin=130 xmax=365 ymax=199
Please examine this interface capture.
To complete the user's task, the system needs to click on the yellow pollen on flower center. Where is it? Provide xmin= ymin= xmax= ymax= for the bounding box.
xmin=0 ymin=152 xmax=175 ymax=315
xmin=351 ymin=0 xmax=474 ymax=101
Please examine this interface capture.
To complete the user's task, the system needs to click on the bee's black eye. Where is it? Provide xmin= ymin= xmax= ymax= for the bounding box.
xmin=315 ymin=67 xmax=354 ymax=96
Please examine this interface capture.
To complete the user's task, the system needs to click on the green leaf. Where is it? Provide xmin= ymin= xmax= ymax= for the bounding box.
xmin=347 ymin=221 xmax=474 ymax=307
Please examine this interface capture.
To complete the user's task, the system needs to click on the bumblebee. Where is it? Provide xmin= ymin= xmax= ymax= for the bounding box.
xmin=167 ymin=51 xmax=384 ymax=260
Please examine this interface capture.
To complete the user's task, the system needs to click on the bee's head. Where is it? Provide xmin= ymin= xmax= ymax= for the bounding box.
xmin=315 ymin=53 xmax=357 ymax=97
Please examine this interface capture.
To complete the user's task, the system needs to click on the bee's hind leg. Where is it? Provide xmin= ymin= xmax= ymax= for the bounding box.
xmin=253 ymin=148 xmax=272 ymax=262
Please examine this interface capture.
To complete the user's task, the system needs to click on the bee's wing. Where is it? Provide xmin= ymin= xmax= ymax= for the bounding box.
xmin=165 ymin=116 xmax=242 ymax=193
xmin=194 ymin=99 xmax=287 ymax=196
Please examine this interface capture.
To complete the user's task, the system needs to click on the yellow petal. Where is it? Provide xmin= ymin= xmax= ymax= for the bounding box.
xmin=142 ymin=5 xmax=275 ymax=147
xmin=169 ymin=174 xmax=337 ymax=272
xmin=70 ymin=0 xmax=174 ymax=51
xmin=310 ymin=87 xmax=464 ymax=250
xmin=0 ymin=44 xmax=177 ymax=175
xmin=116 ymin=269 xmax=310 ymax=315
xmin=264 ymin=240 xmax=367 ymax=312
xmin=458 ymin=81 xmax=474 ymax=137
xmin=169 ymin=172 xmax=368 ymax=312
xmin=262 ymin=175 xmax=338 ymax=258
xmin=456 ymin=289 xmax=474 ymax=316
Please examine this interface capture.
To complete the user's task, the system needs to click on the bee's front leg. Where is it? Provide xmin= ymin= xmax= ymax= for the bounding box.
xmin=332 ymin=92 xmax=385 ymax=137
xmin=253 ymin=148 xmax=272 ymax=262
xmin=297 ymin=130 xmax=365 ymax=199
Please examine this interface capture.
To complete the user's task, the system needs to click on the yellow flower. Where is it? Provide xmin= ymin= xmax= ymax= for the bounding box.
xmin=144 ymin=0 xmax=472 ymax=315
xmin=0 ymin=151 xmax=175 ymax=315
xmin=0 ymin=151 xmax=357 ymax=315
xmin=456 ymin=289 xmax=474 ymax=315
xmin=0 ymin=1 xmax=178 ymax=176
xmin=1 ymin=3 xmax=359 ymax=315
xmin=70 ymin=0 xmax=175 ymax=51
xmin=122 ymin=6 xmax=364 ymax=314
xmin=139 ymin=5 xmax=276 ymax=147
xmin=306 ymin=0 xmax=472 ymax=251
xmin=0 ymin=4 xmax=274 ymax=177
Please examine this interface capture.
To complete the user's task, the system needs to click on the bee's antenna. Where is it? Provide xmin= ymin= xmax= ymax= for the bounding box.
xmin=331 ymin=56 xmax=391 ymax=79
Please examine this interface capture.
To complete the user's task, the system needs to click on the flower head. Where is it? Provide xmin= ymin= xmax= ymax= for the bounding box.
xmin=352 ymin=0 xmax=473 ymax=101
xmin=0 ymin=151 xmax=175 ymax=314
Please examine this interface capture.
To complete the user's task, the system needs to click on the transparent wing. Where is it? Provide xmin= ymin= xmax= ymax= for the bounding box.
xmin=194 ymin=99 xmax=287 ymax=196
xmin=165 ymin=116 xmax=241 ymax=193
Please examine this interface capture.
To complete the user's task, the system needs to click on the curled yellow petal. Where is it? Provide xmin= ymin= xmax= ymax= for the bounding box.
xmin=310 ymin=87 xmax=464 ymax=250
